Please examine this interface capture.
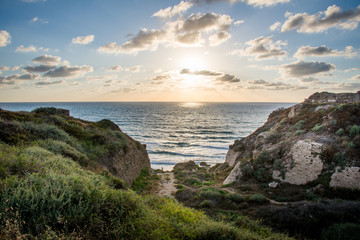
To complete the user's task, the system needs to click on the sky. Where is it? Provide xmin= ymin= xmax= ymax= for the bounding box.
xmin=0 ymin=0 xmax=359 ymax=102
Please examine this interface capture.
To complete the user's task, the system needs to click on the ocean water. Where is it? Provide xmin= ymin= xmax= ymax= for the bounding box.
xmin=0 ymin=102 xmax=294 ymax=170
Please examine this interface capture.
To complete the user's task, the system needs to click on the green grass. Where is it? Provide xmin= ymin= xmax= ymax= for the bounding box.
xmin=0 ymin=108 xmax=294 ymax=239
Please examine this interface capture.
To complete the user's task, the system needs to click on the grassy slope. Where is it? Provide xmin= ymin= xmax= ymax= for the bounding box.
xmin=0 ymin=108 xmax=292 ymax=239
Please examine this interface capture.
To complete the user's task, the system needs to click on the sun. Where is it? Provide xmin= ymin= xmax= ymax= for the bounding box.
xmin=179 ymin=54 xmax=207 ymax=71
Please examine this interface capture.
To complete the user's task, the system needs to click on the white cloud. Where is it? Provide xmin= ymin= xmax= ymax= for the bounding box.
xmin=191 ymin=0 xmax=290 ymax=8
xmin=72 ymin=35 xmax=95 ymax=45
xmin=98 ymin=12 xmax=233 ymax=54
xmin=35 ymin=80 xmax=64 ymax=86
xmin=0 ymin=73 xmax=40 ymax=85
xmin=180 ymin=68 xmax=240 ymax=83
xmin=247 ymin=79 xmax=307 ymax=90
xmin=44 ymin=65 xmax=93 ymax=78
xmin=231 ymin=36 xmax=287 ymax=60
xmin=270 ymin=21 xmax=281 ymax=31
xmin=32 ymin=54 xmax=61 ymax=66
xmin=294 ymin=45 xmax=358 ymax=59
xmin=0 ymin=30 xmax=11 ymax=47
xmin=209 ymin=31 xmax=231 ymax=46
xmin=234 ymin=20 xmax=245 ymax=25
xmin=351 ymin=75 xmax=360 ymax=81
xmin=98 ymin=29 xmax=167 ymax=55
xmin=344 ymin=67 xmax=359 ymax=72
xmin=280 ymin=61 xmax=336 ymax=77
xmin=15 ymin=45 xmax=38 ymax=52
xmin=24 ymin=65 xmax=56 ymax=73
xmin=86 ymin=75 xmax=116 ymax=81
xmin=108 ymin=65 xmax=141 ymax=72
xmin=281 ymin=5 xmax=360 ymax=33
xmin=153 ymin=1 xmax=193 ymax=18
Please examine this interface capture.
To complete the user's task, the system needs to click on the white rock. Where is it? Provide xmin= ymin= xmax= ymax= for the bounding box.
xmin=330 ymin=167 xmax=360 ymax=190
xmin=273 ymin=140 xmax=323 ymax=185
xmin=223 ymin=162 xmax=242 ymax=185
xmin=268 ymin=182 xmax=279 ymax=188
xmin=225 ymin=148 xmax=241 ymax=167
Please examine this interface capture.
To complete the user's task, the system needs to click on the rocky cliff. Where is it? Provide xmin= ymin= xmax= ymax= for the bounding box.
xmin=224 ymin=91 xmax=360 ymax=192
xmin=0 ymin=107 xmax=150 ymax=184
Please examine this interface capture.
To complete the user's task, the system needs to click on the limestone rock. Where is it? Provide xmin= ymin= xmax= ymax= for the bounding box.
xmin=268 ymin=182 xmax=279 ymax=188
xmin=223 ymin=162 xmax=241 ymax=185
xmin=273 ymin=140 xmax=323 ymax=185
xmin=330 ymin=167 xmax=360 ymax=190
xmin=225 ymin=148 xmax=241 ymax=167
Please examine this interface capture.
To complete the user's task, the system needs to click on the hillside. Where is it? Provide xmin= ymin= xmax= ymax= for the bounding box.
xmin=0 ymin=107 xmax=292 ymax=239
xmin=170 ymin=91 xmax=360 ymax=240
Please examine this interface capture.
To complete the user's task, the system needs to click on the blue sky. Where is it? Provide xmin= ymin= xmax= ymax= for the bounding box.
xmin=0 ymin=0 xmax=359 ymax=102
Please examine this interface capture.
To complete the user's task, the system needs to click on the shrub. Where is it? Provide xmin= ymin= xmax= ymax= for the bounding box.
xmin=183 ymin=177 xmax=202 ymax=187
xmin=38 ymin=140 xmax=88 ymax=166
xmin=335 ymin=128 xmax=344 ymax=136
xmin=249 ymin=194 xmax=268 ymax=203
xmin=321 ymin=223 xmax=360 ymax=240
xmin=265 ymin=130 xmax=280 ymax=144
xmin=294 ymin=119 xmax=306 ymax=130
xmin=254 ymin=151 xmax=272 ymax=169
xmin=22 ymin=121 xmax=72 ymax=143
xmin=349 ymin=125 xmax=360 ymax=138
xmin=0 ymin=144 xmax=42 ymax=179
xmin=198 ymin=187 xmax=225 ymax=202
xmin=240 ymin=163 xmax=254 ymax=178
xmin=254 ymin=168 xmax=272 ymax=182
xmin=228 ymin=193 xmax=244 ymax=203
xmin=295 ymin=130 xmax=306 ymax=136
xmin=273 ymin=159 xmax=284 ymax=171
xmin=312 ymin=124 xmax=324 ymax=132
xmin=199 ymin=200 xmax=213 ymax=208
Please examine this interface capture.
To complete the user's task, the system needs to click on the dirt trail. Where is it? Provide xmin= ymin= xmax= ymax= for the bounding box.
xmin=156 ymin=172 xmax=177 ymax=198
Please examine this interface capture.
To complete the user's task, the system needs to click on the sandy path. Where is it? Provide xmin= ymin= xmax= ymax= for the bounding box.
xmin=156 ymin=172 xmax=177 ymax=198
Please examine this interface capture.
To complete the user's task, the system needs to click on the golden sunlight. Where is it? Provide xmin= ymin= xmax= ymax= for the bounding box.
xmin=179 ymin=54 xmax=207 ymax=71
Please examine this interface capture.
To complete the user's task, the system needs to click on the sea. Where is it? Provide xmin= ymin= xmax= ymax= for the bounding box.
xmin=0 ymin=102 xmax=294 ymax=170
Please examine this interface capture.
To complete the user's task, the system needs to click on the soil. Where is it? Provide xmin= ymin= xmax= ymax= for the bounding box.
xmin=156 ymin=172 xmax=177 ymax=198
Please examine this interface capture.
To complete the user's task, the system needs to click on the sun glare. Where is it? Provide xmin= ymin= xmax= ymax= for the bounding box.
xmin=179 ymin=54 xmax=207 ymax=71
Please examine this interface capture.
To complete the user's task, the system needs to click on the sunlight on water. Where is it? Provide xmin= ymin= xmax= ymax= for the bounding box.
xmin=179 ymin=102 xmax=204 ymax=108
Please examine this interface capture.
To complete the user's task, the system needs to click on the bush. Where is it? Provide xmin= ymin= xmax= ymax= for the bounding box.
xmin=335 ymin=128 xmax=344 ymax=136
xmin=265 ymin=130 xmax=280 ymax=144
xmin=321 ymin=223 xmax=360 ymax=240
xmin=198 ymin=187 xmax=225 ymax=202
xmin=199 ymin=200 xmax=213 ymax=208
xmin=249 ymin=194 xmax=268 ymax=203
xmin=38 ymin=140 xmax=88 ymax=166
xmin=349 ymin=125 xmax=360 ymax=138
xmin=294 ymin=119 xmax=306 ymax=130
xmin=295 ymin=130 xmax=306 ymax=136
xmin=254 ymin=151 xmax=272 ymax=169
xmin=228 ymin=193 xmax=244 ymax=203
xmin=183 ymin=177 xmax=202 ymax=187
xmin=312 ymin=124 xmax=324 ymax=132
xmin=240 ymin=163 xmax=254 ymax=179
xmin=254 ymin=168 xmax=272 ymax=182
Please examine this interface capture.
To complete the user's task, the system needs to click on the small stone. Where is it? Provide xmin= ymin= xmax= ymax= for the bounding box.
xmin=268 ymin=182 xmax=279 ymax=188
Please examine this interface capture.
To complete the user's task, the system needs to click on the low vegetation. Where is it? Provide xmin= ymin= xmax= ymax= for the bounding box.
xmin=0 ymin=108 xmax=292 ymax=239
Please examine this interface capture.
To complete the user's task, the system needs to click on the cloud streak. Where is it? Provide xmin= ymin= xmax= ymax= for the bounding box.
xmin=153 ymin=1 xmax=193 ymax=18
xmin=294 ymin=45 xmax=357 ymax=58
xmin=231 ymin=36 xmax=287 ymax=60
xmin=0 ymin=30 xmax=11 ymax=47
xmin=191 ymin=0 xmax=290 ymax=8
xmin=280 ymin=61 xmax=336 ymax=77
xmin=72 ymin=35 xmax=95 ymax=44
xmin=281 ymin=5 xmax=360 ymax=33
xmin=33 ymin=54 xmax=61 ymax=66
xmin=44 ymin=65 xmax=93 ymax=78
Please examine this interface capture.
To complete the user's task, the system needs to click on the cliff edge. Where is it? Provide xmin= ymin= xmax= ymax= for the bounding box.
xmin=224 ymin=91 xmax=360 ymax=192
xmin=0 ymin=107 xmax=150 ymax=184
